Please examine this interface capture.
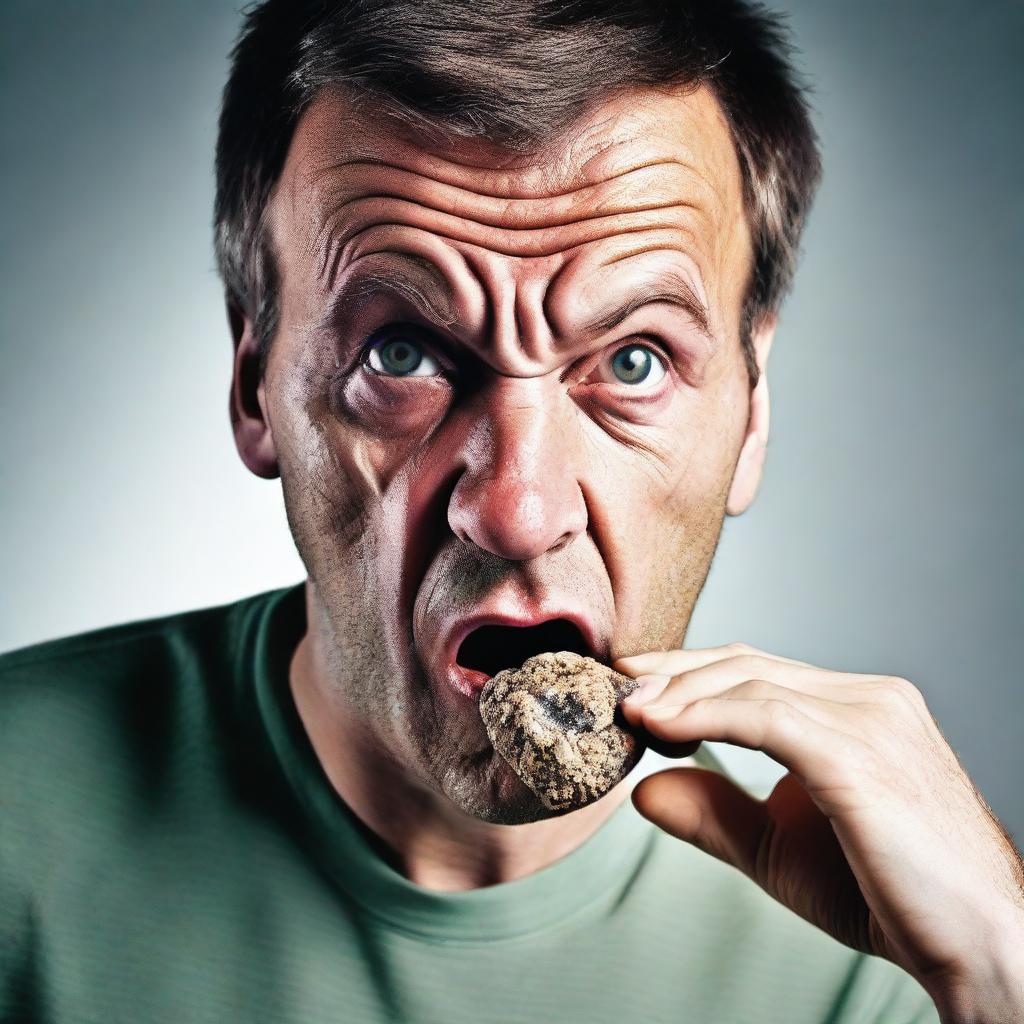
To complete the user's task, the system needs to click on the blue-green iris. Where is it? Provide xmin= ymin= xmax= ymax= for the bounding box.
xmin=611 ymin=345 xmax=656 ymax=384
xmin=376 ymin=338 xmax=422 ymax=375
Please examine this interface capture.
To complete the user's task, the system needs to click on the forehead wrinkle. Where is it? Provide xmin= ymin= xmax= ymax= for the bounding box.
xmin=600 ymin=230 xmax=714 ymax=302
xmin=283 ymin=80 xmax=746 ymax=280
xmin=322 ymin=200 xmax=704 ymax=268
xmin=308 ymin=158 xmax=707 ymax=242
xmin=313 ymin=154 xmax=693 ymax=204
xmin=292 ymin=146 xmax=722 ymax=291
xmin=541 ymin=238 xmax=722 ymax=345
xmin=295 ymin=79 xmax=731 ymax=191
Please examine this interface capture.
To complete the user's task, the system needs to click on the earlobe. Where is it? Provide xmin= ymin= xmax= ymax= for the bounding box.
xmin=725 ymin=318 xmax=775 ymax=517
xmin=228 ymin=300 xmax=279 ymax=480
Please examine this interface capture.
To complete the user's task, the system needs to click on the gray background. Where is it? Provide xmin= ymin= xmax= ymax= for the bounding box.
xmin=2 ymin=3 xmax=1022 ymax=840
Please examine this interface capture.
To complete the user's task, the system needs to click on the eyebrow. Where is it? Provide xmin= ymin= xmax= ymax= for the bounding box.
xmin=333 ymin=256 xmax=714 ymax=349
xmin=582 ymin=267 xmax=714 ymax=345
xmin=335 ymin=255 xmax=458 ymax=330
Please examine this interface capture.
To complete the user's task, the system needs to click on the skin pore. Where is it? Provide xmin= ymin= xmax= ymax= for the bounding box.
xmin=230 ymin=81 xmax=775 ymax=892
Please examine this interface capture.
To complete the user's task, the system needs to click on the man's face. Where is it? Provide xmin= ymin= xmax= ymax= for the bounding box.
xmin=237 ymin=83 xmax=768 ymax=824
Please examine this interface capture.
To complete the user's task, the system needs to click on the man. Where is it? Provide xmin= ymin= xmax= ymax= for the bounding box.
xmin=2 ymin=1 xmax=1022 ymax=1021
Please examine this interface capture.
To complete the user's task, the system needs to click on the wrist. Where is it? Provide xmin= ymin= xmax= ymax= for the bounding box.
xmin=927 ymin=908 xmax=1024 ymax=1024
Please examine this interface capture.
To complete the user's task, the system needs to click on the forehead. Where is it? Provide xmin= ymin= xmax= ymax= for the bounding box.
xmin=268 ymin=82 xmax=752 ymax=359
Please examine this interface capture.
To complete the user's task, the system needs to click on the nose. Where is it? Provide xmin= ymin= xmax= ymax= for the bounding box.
xmin=447 ymin=380 xmax=588 ymax=561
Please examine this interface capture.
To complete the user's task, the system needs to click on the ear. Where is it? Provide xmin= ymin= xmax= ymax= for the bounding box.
xmin=725 ymin=316 xmax=775 ymax=516
xmin=228 ymin=299 xmax=279 ymax=479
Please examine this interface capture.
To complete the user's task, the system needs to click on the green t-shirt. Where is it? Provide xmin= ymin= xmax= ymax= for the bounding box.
xmin=1 ymin=584 xmax=938 ymax=1023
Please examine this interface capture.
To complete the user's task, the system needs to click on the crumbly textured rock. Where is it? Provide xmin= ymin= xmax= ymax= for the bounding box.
xmin=479 ymin=651 xmax=645 ymax=812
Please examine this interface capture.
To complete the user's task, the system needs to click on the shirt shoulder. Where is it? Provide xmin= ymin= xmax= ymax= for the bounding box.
xmin=0 ymin=592 xmax=261 ymax=682
xmin=0 ymin=588 xmax=289 ymax=867
xmin=0 ymin=588 xmax=300 ymax=1018
xmin=0 ymin=595 xmax=255 ymax=768
xmin=0 ymin=586 xmax=291 ymax=707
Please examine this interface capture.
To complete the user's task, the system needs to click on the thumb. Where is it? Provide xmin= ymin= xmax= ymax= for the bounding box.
xmin=632 ymin=767 xmax=770 ymax=880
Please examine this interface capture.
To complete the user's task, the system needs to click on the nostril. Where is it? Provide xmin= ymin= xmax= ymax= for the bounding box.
xmin=449 ymin=489 xmax=585 ymax=561
xmin=548 ymin=531 xmax=576 ymax=554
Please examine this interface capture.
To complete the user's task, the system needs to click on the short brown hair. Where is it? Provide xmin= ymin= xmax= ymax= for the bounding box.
xmin=215 ymin=0 xmax=821 ymax=386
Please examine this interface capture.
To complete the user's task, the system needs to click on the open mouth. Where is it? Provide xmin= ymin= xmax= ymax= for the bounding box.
xmin=455 ymin=618 xmax=593 ymax=680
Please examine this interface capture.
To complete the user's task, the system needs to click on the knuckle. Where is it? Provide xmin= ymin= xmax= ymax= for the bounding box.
xmin=895 ymin=676 xmax=926 ymax=706
xmin=877 ymin=675 xmax=926 ymax=712
xmin=732 ymin=677 xmax=776 ymax=701
xmin=756 ymin=698 xmax=804 ymax=751
xmin=762 ymin=697 xmax=797 ymax=732
xmin=726 ymin=641 xmax=757 ymax=655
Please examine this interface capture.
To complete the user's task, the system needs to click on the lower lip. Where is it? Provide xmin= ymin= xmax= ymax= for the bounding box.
xmin=447 ymin=664 xmax=492 ymax=699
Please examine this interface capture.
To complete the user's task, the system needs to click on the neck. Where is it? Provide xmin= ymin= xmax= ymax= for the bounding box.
xmin=288 ymin=592 xmax=636 ymax=893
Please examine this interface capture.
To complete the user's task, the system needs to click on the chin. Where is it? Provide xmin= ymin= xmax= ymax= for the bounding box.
xmin=434 ymin=748 xmax=567 ymax=826
xmin=454 ymin=793 xmax=565 ymax=827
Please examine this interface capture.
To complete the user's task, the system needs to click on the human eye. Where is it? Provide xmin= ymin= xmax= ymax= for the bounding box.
xmin=602 ymin=342 xmax=667 ymax=389
xmin=362 ymin=326 xmax=444 ymax=377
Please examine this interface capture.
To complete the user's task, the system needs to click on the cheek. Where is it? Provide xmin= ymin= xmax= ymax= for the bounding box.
xmin=599 ymin=438 xmax=726 ymax=568
xmin=590 ymin=411 xmax=739 ymax=650
xmin=274 ymin=375 xmax=437 ymax=603
xmin=265 ymin=362 xmax=376 ymax=548
xmin=321 ymin=370 xmax=456 ymax=503
xmin=275 ymin=409 xmax=376 ymax=556
xmin=266 ymin=366 xmax=443 ymax=518
xmin=606 ymin=481 xmax=729 ymax=653
xmin=335 ymin=370 xmax=453 ymax=441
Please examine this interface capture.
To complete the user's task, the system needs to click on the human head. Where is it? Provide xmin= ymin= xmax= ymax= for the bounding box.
xmin=219 ymin=0 xmax=821 ymax=825
xmin=215 ymin=0 xmax=820 ymax=390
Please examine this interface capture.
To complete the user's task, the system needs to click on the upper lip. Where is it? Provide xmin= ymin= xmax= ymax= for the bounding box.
xmin=433 ymin=603 xmax=608 ymax=682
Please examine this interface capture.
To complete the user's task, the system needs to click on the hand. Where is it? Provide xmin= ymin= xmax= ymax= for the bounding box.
xmin=614 ymin=643 xmax=1024 ymax=1020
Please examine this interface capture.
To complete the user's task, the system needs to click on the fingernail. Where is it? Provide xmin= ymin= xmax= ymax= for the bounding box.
xmin=622 ymin=673 xmax=670 ymax=707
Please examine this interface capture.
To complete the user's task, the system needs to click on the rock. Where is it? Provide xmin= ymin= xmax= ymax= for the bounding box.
xmin=479 ymin=651 xmax=645 ymax=812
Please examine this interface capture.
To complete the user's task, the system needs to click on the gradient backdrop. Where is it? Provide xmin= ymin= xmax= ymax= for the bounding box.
xmin=2 ymin=2 xmax=1022 ymax=841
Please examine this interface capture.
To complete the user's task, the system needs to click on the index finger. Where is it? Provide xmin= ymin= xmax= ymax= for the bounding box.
xmin=613 ymin=642 xmax=815 ymax=679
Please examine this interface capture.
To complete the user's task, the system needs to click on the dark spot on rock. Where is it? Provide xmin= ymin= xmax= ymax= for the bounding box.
xmin=533 ymin=689 xmax=595 ymax=733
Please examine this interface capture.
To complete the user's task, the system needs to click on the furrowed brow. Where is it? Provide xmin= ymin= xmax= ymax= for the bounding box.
xmin=583 ymin=267 xmax=714 ymax=345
